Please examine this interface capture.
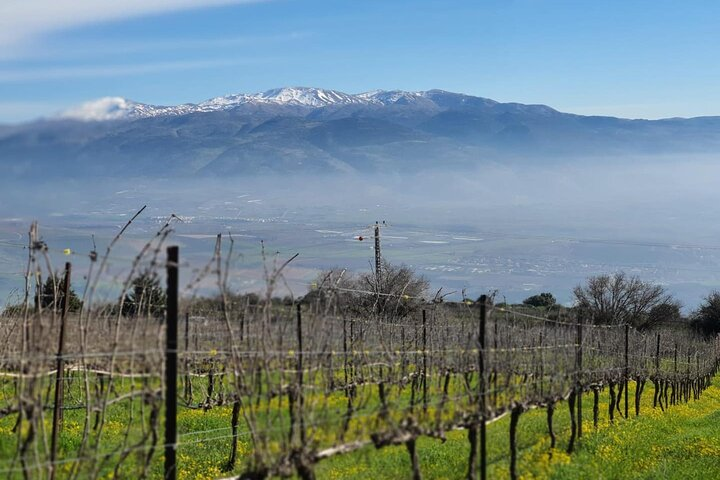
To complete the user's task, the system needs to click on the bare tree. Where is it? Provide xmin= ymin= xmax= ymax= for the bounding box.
xmin=360 ymin=260 xmax=429 ymax=320
xmin=309 ymin=261 xmax=429 ymax=321
xmin=573 ymin=272 xmax=674 ymax=327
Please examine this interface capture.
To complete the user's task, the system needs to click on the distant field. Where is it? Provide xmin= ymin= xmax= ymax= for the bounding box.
xmin=3 ymin=211 xmax=720 ymax=309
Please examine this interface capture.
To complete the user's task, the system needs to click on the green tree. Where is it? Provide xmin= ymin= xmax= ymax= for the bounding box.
xmin=646 ymin=300 xmax=683 ymax=329
xmin=122 ymin=271 xmax=166 ymax=318
xmin=522 ymin=292 xmax=556 ymax=308
xmin=1 ymin=273 xmax=82 ymax=316
xmin=39 ymin=273 xmax=82 ymax=313
xmin=691 ymin=291 xmax=720 ymax=337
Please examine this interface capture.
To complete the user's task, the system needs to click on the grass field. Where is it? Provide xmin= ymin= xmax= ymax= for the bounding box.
xmin=2 ymin=375 xmax=718 ymax=479
xmin=317 ymin=378 xmax=720 ymax=480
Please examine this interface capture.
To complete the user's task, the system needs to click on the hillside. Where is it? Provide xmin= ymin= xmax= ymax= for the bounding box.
xmin=2 ymin=87 xmax=720 ymax=177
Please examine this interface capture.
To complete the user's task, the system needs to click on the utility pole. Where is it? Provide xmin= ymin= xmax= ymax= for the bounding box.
xmin=374 ymin=221 xmax=382 ymax=290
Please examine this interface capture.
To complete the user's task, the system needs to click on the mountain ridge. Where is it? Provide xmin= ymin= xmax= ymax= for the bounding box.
xmin=2 ymin=86 xmax=719 ymax=178
xmin=55 ymin=87 xmax=564 ymax=122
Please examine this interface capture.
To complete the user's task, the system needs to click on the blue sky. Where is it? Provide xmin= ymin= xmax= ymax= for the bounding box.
xmin=1 ymin=0 xmax=719 ymax=122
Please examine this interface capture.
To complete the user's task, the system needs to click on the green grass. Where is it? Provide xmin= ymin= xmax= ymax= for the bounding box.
xmin=551 ymin=383 xmax=720 ymax=479
xmin=318 ymin=378 xmax=720 ymax=480
xmin=2 ymin=374 xmax=719 ymax=479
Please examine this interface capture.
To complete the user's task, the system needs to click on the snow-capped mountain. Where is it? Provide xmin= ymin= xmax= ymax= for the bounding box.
xmin=58 ymin=87 xmax=462 ymax=121
xmin=254 ymin=87 xmax=368 ymax=107
xmin=357 ymin=89 xmax=432 ymax=105
xmin=195 ymin=87 xmax=368 ymax=112
xmin=7 ymin=86 xmax=719 ymax=179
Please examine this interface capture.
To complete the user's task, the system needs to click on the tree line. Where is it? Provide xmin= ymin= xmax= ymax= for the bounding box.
xmin=523 ymin=271 xmax=720 ymax=336
xmin=5 ymin=262 xmax=720 ymax=337
xmin=309 ymin=265 xmax=720 ymax=337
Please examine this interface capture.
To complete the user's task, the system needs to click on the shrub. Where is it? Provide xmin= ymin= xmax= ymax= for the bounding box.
xmin=691 ymin=291 xmax=720 ymax=337
xmin=310 ymin=261 xmax=429 ymax=321
xmin=522 ymin=292 xmax=556 ymax=308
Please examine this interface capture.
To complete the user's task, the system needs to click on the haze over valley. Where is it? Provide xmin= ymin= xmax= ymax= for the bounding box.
xmin=2 ymin=155 xmax=720 ymax=310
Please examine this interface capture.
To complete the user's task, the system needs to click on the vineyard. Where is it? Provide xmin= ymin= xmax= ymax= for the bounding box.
xmin=0 ymin=219 xmax=718 ymax=480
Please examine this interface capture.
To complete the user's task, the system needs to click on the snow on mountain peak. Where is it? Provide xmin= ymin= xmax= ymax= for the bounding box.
xmin=56 ymin=87 xmax=491 ymax=121
xmin=257 ymin=87 xmax=366 ymax=106
xmin=357 ymin=90 xmax=429 ymax=105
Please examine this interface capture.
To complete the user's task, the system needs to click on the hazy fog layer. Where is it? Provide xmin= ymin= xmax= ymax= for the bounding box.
xmin=1 ymin=157 xmax=719 ymax=309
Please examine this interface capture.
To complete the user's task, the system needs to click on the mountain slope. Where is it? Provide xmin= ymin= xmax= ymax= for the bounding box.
xmin=2 ymin=87 xmax=720 ymax=177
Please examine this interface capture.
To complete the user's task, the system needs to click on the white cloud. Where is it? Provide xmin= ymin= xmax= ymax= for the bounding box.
xmin=0 ymin=58 xmax=264 ymax=83
xmin=0 ymin=0 xmax=268 ymax=57
xmin=10 ymin=32 xmax=311 ymax=61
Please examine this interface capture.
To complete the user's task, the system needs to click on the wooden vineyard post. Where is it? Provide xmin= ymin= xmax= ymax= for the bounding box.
xmin=422 ymin=309 xmax=428 ymax=412
xmin=479 ymin=295 xmax=487 ymax=480
xmin=687 ymin=352 xmax=691 ymax=402
xmin=401 ymin=325 xmax=406 ymax=379
xmin=296 ymin=303 xmax=306 ymax=444
xmin=225 ymin=400 xmax=241 ymax=471
xmin=343 ymin=317 xmax=348 ymax=393
xmin=624 ymin=323 xmax=629 ymax=419
xmin=538 ymin=332 xmax=544 ymax=398
xmin=576 ymin=313 xmax=583 ymax=439
xmin=673 ymin=343 xmax=678 ymax=405
xmin=374 ymin=222 xmax=382 ymax=289
xmin=165 ymin=246 xmax=179 ymax=480
xmin=654 ymin=333 xmax=660 ymax=409
xmin=567 ymin=390 xmax=577 ymax=453
xmin=184 ymin=312 xmax=192 ymax=404
xmin=696 ymin=354 xmax=700 ymax=400
xmin=493 ymin=320 xmax=499 ymax=407
xmin=592 ymin=388 xmax=599 ymax=429
xmin=49 ymin=262 xmax=71 ymax=480
xmin=351 ymin=319 xmax=356 ymax=382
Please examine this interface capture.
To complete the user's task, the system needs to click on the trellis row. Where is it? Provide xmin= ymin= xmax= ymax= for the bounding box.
xmin=0 ymin=233 xmax=718 ymax=480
